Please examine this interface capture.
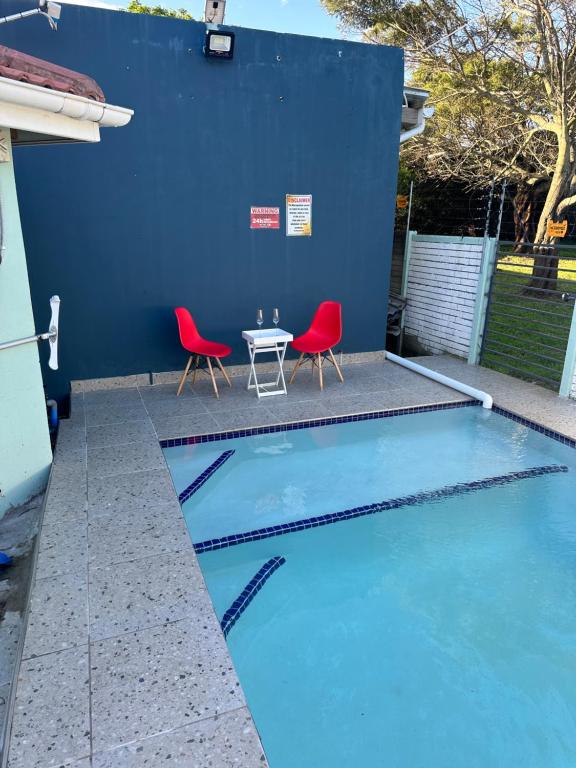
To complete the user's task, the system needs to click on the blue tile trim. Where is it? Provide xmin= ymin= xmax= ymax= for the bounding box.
xmin=177 ymin=449 xmax=235 ymax=504
xmin=194 ymin=464 xmax=568 ymax=553
xmin=160 ymin=400 xmax=479 ymax=447
xmin=220 ymin=556 xmax=286 ymax=637
xmin=493 ymin=406 xmax=576 ymax=448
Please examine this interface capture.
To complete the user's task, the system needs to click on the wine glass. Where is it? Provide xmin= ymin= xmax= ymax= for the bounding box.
xmin=256 ymin=309 xmax=263 ymax=328
xmin=272 ymin=308 xmax=279 ymax=327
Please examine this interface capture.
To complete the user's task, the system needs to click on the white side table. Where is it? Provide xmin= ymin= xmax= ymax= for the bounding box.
xmin=242 ymin=328 xmax=293 ymax=398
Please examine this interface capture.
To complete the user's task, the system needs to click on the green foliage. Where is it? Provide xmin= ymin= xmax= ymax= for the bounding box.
xmin=321 ymin=0 xmax=399 ymax=28
xmin=126 ymin=0 xmax=193 ymax=19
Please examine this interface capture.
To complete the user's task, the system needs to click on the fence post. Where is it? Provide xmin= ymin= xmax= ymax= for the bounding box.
xmin=401 ymin=230 xmax=415 ymax=302
xmin=560 ymin=301 xmax=576 ymax=398
xmin=468 ymin=237 xmax=497 ymax=366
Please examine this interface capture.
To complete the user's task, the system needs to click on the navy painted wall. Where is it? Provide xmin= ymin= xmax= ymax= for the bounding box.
xmin=2 ymin=3 xmax=403 ymax=401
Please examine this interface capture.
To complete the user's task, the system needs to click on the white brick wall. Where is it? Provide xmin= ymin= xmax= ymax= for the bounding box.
xmin=404 ymin=236 xmax=484 ymax=358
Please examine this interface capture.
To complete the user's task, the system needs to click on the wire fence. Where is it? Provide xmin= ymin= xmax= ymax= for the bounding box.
xmin=391 ymin=180 xmax=576 ymax=391
xmin=480 ymin=242 xmax=576 ymax=390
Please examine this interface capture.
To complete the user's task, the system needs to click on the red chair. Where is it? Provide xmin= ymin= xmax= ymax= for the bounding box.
xmin=289 ymin=301 xmax=344 ymax=390
xmin=174 ymin=308 xmax=232 ymax=398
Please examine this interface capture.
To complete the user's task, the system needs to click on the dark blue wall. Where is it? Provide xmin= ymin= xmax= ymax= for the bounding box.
xmin=2 ymin=3 xmax=403 ymax=401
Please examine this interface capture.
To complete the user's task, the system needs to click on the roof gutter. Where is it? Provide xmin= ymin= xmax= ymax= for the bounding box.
xmin=0 ymin=75 xmax=132 ymax=128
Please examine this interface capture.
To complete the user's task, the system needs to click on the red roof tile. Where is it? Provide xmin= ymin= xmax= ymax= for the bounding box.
xmin=0 ymin=45 xmax=104 ymax=102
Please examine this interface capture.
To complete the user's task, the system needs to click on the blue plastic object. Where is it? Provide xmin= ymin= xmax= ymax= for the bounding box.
xmin=0 ymin=552 xmax=12 ymax=567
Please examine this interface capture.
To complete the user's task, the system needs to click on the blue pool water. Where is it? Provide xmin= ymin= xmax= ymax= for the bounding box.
xmin=163 ymin=406 xmax=576 ymax=767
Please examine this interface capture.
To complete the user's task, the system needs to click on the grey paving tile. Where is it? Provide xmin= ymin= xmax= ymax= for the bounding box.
xmin=87 ymin=469 xmax=177 ymax=517
xmin=8 ymin=646 xmax=90 ymax=768
xmin=84 ymin=388 xmax=142 ymax=406
xmin=50 ymin=464 xmax=87 ymax=491
xmin=210 ymin=407 xmax=279 ymax=432
xmin=323 ymin=392 xmax=395 ymax=416
xmin=92 ymin=708 xmax=266 ymax=767
xmin=85 ymin=402 xmax=148 ymax=427
xmin=23 ymin=572 xmax=88 ymax=659
xmin=87 ymin=419 xmax=157 ymax=449
xmin=48 ymin=467 xmax=87 ymax=496
xmin=143 ymin=397 xmax=211 ymax=421
xmin=55 ymin=422 xmax=86 ymax=453
xmin=0 ymin=682 xmax=10 ymax=749
xmin=52 ymin=446 xmax=86 ymax=471
xmin=263 ymin=400 xmax=334 ymax=423
xmin=35 ymin=519 xmax=88 ymax=580
xmin=88 ymin=502 xmax=190 ymax=570
xmin=180 ymin=375 xmax=235 ymax=398
xmin=154 ymin=413 xmax=220 ymax=441
xmin=0 ymin=612 xmax=22 ymax=687
xmin=91 ymin=613 xmax=244 ymax=751
xmin=89 ymin=550 xmax=206 ymax=641
xmin=87 ymin=441 xmax=165 ymax=479
xmin=43 ymin=484 xmax=88 ymax=526
xmin=198 ymin=388 xmax=273 ymax=412
xmin=138 ymin=383 xmax=198 ymax=401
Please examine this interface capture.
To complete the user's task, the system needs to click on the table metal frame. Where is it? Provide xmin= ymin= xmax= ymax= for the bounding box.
xmin=242 ymin=328 xmax=293 ymax=398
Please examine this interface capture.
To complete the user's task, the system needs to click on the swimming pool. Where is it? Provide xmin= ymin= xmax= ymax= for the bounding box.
xmin=163 ymin=404 xmax=576 ymax=768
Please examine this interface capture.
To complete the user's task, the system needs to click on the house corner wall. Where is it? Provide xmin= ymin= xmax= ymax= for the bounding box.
xmin=0 ymin=128 xmax=52 ymax=516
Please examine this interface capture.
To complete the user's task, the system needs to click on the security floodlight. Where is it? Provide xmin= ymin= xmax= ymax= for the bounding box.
xmin=204 ymin=29 xmax=235 ymax=59
xmin=0 ymin=1 xmax=61 ymax=29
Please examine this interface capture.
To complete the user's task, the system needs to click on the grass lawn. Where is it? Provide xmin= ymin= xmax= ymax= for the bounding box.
xmin=482 ymin=257 xmax=576 ymax=389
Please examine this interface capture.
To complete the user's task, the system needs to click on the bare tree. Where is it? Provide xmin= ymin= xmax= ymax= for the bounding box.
xmin=325 ymin=0 xmax=576 ymax=287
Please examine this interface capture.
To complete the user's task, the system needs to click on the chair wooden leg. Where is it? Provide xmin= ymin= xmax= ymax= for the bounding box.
xmin=206 ymin=356 xmax=219 ymax=398
xmin=192 ymin=355 xmax=201 ymax=385
xmin=289 ymin=353 xmax=305 ymax=384
xmin=216 ymin=356 xmax=232 ymax=387
xmin=317 ymin=353 xmax=324 ymax=390
xmin=328 ymin=348 xmax=344 ymax=383
xmin=177 ymin=356 xmax=193 ymax=396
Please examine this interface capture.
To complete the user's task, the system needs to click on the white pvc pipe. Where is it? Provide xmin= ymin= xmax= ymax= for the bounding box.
xmin=384 ymin=351 xmax=493 ymax=409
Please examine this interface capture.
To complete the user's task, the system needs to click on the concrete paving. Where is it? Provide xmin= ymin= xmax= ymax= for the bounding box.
xmin=6 ymin=354 xmax=576 ymax=767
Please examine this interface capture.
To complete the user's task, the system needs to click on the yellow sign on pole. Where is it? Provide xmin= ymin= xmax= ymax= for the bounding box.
xmin=546 ymin=219 xmax=568 ymax=238
xmin=396 ymin=195 xmax=409 ymax=209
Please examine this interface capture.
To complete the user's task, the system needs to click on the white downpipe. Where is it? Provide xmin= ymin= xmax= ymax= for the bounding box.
xmin=399 ymin=122 xmax=425 ymax=144
xmin=384 ymin=351 xmax=493 ymax=409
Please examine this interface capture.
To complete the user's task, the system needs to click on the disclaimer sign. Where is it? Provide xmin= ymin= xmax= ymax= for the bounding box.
xmin=286 ymin=194 xmax=312 ymax=236
xmin=250 ymin=206 xmax=280 ymax=229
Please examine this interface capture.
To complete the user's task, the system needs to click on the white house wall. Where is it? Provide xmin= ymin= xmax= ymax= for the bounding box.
xmin=0 ymin=128 xmax=52 ymax=515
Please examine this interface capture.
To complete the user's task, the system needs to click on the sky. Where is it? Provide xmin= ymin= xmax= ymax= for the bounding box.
xmin=58 ymin=0 xmax=346 ymax=39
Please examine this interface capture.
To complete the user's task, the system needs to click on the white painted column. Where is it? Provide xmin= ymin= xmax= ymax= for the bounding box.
xmin=0 ymin=128 xmax=52 ymax=516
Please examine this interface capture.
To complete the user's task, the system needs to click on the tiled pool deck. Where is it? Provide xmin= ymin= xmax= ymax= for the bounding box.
xmin=7 ymin=354 xmax=576 ymax=767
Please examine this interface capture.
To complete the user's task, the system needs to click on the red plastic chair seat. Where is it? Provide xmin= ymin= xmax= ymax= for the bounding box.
xmin=292 ymin=331 xmax=335 ymax=354
xmin=183 ymin=339 xmax=231 ymax=358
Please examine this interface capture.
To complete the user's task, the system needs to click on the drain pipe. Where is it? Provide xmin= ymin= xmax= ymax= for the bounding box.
xmin=384 ymin=351 xmax=493 ymax=409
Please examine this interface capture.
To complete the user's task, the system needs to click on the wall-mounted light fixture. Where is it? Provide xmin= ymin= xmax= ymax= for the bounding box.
xmin=204 ymin=29 xmax=235 ymax=59
xmin=0 ymin=0 xmax=61 ymax=30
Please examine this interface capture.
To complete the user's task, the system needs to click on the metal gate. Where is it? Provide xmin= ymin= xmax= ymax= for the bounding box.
xmin=480 ymin=241 xmax=576 ymax=390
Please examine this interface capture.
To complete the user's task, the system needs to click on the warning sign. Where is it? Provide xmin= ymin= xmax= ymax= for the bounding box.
xmin=546 ymin=219 xmax=568 ymax=238
xmin=250 ymin=206 xmax=280 ymax=229
xmin=396 ymin=195 xmax=409 ymax=209
xmin=286 ymin=194 xmax=312 ymax=237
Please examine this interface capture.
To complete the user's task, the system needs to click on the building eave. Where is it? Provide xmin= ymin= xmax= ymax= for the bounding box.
xmin=0 ymin=76 xmax=133 ymax=144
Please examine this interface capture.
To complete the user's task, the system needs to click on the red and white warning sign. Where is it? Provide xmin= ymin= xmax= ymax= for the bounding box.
xmin=250 ymin=206 xmax=280 ymax=229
